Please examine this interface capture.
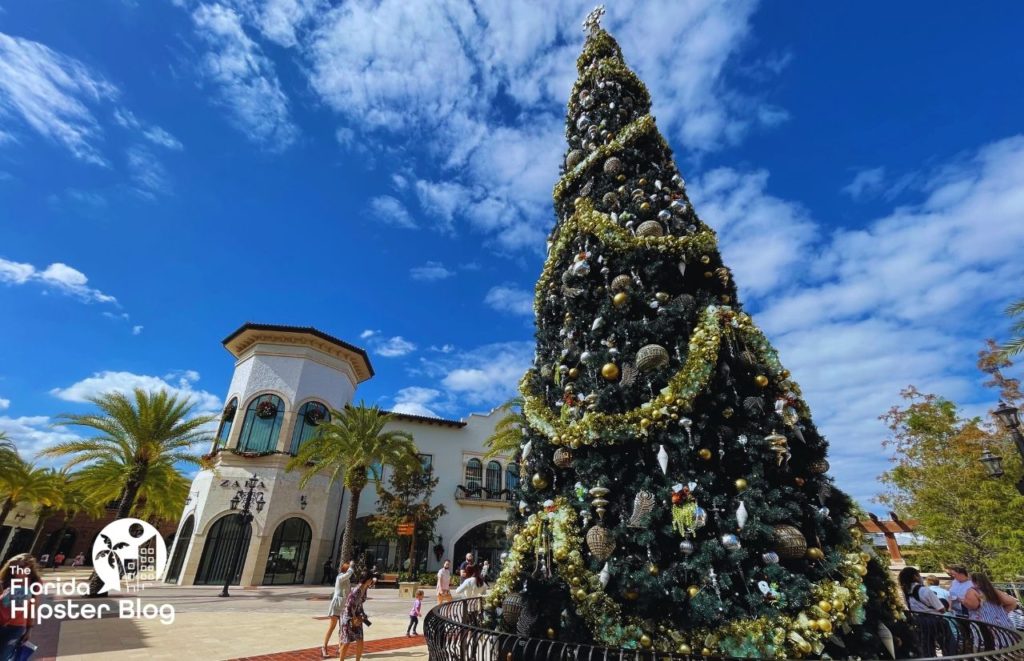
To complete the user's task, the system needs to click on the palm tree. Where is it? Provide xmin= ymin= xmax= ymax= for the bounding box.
xmin=0 ymin=431 xmax=17 ymax=477
xmin=95 ymin=533 xmax=129 ymax=577
xmin=1003 ymin=298 xmax=1024 ymax=357
xmin=287 ymin=402 xmax=419 ymax=565
xmin=484 ymin=397 xmax=526 ymax=460
xmin=0 ymin=456 xmax=62 ymax=530
xmin=44 ymin=388 xmax=214 ymax=522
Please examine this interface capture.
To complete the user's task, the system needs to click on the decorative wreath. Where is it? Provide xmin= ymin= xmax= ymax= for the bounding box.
xmin=304 ymin=405 xmax=326 ymax=426
xmin=255 ymin=400 xmax=278 ymax=419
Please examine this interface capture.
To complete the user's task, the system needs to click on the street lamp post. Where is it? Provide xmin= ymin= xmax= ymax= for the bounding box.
xmin=219 ymin=475 xmax=265 ymax=597
xmin=988 ymin=401 xmax=1024 ymax=496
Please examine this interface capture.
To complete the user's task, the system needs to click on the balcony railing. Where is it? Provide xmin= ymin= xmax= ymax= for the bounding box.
xmin=424 ymin=597 xmax=1024 ymax=660
xmin=454 ymin=484 xmax=513 ymax=502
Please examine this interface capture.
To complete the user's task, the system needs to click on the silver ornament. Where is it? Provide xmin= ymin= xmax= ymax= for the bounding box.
xmin=565 ymin=149 xmax=584 ymax=170
xmin=657 ymin=209 xmax=671 ymax=222
xmin=761 ymin=551 xmax=780 ymax=565
xmin=599 ymin=562 xmax=611 ymax=587
xmin=635 ymin=344 xmax=670 ymax=372
xmin=635 ymin=220 xmax=663 ymax=237
xmin=603 ymin=157 xmax=623 ymax=174
xmin=721 ymin=533 xmax=741 ymax=551
xmin=522 ymin=440 xmax=533 ymax=460
xmin=677 ymin=261 xmax=686 ymax=277
xmin=679 ymin=539 xmax=695 ymax=556
xmin=736 ymin=501 xmax=748 ymax=530
xmin=657 ymin=444 xmax=669 ymax=474
xmin=693 ymin=506 xmax=707 ymax=529
xmin=626 ymin=490 xmax=656 ymax=528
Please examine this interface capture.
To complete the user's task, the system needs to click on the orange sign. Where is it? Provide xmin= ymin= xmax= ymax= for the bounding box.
xmin=397 ymin=523 xmax=415 ymax=536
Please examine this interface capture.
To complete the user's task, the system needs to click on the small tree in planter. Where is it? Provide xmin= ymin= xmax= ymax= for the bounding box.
xmin=370 ymin=460 xmax=446 ymax=583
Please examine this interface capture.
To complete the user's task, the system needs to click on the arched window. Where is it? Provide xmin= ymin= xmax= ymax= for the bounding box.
xmin=505 ymin=462 xmax=519 ymax=499
xmin=215 ymin=398 xmax=238 ymax=450
xmin=465 ymin=458 xmax=482 ymax=498
xmin=237 ymin=394 xmax=285 ymax=453
xmin=263 ymin=518 xmax=312 ymax=585
xmin=290 ymin=401 xmax=329 ymax=455
xmin=485 ymin=460 xmax=502 ymax=497
xmin=165 ymin=516 xmax=195 ymax=583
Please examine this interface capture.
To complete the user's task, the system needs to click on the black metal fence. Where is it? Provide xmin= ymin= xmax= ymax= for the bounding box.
xmin=424 ymin=597 xmax=1024 ymax=660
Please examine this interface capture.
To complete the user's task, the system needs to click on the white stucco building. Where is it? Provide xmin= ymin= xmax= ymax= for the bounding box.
xmin=164 ymin=323 xmax=516 ymax=587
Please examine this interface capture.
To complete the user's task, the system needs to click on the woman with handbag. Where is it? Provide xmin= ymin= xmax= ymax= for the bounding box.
xmin=321 ymin=562 xmax=353 ymax=658
xmin=339 ymin=572 xmax=376 ymax=661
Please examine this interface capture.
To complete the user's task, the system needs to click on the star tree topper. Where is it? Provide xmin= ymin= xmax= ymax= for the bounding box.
xmin=583 ymin=5 xmax=605 ymax=34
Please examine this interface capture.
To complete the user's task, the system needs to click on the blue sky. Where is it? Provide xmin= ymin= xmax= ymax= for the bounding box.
xmin=2 ymin=1 xmax=1023 ymax=506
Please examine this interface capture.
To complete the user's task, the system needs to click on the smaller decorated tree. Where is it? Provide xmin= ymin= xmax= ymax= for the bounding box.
xmin=370 ymin=461 xmax=447 ymax=580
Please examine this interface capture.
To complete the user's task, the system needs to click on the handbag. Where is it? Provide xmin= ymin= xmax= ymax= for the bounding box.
xmin=15 ymin=641 xmax=38 ymax=661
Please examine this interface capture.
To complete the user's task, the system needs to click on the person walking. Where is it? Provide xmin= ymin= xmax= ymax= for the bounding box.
xmin=453 ymin=564 xmax=485 ymax=599
xmin=458 ymin=553 xmax=473 ymax=579
xmin=321 ymin=562 xmax=352 ymax=658
xmin=52 ymin=552 xmax=65 ymax=569
xmin=436 ymin=559 xmax=452 ymax=604
xmin=946 ymin=564 xmax=974 ymax=617
xmin=339 ymin=572 xmax=376 ymax=661
xmin=0 ymin=554 xmax=42 ymax=661
xmin=963 ymin=572 xmax=1018 ymax=628
xmin=71 ymin=552 xmax=85 ymax=568
xmin=406 ymin=590 xmax=424 ymax=637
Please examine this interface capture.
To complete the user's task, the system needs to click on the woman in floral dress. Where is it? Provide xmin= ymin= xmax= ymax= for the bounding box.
xmin=339 ymin=572 xmax=376 ymax=661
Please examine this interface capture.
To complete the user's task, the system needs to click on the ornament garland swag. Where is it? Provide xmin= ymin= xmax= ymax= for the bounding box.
xmin=485 ymin=7 xmax=906 ymax=659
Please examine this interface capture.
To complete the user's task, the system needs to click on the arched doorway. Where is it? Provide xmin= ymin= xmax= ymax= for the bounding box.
xmin=195 ymin=514 xmax=251 ymax=585
xmin=164 ymin=516 xmax=195 ymax=583
xmin=263 ymin=518 xmax=312 ymax=585
xmin=352 ymin=516 xmax=392 ymax=571
xmin=453 ymin=520 xmax=509 ymax=574
xmin=43 ymin=528 xmax=77 ymax=560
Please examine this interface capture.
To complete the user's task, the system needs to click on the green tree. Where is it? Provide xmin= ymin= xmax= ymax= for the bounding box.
xmin=490 ymin=15 xmax=901 ymax=658
xmin=287 ymin=402 xmax=418 ymax=565
xmin=879 ymin=348 xmax=1024 ymax=578
xmin=0 ymin=432 xmax=16 ymax=477
xmin=1002 ymin=297 xmax=1024 ymax=357
xmin=483 ymin=397 xmax=525 ymax=461
xmin=369 ymin=460 xmax=447 ymax=580
xmin=0 ymin=457 xmax=61 ymax=529
xmin=44 ymin=389 xmax=213 ymax=522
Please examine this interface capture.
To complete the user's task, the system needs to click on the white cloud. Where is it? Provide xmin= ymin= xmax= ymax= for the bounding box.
xmin=368 ymin=195 xmax=416 ymax=229
xmin=374 ymin=336 xmax=416 ymax=358
xmin=410 ymin=261 xmax=454 ymax=282
xmin=842 ymin=166 xmax=886 ymax=200
xmin=359 ymin=329 xmax=377 ymax=339
xmin=114 ymin=108 xmax=183 ymax=151
xmin=0 ymin=257 xmax=118 ymax=305
xmin=430 ymin=344 xmax=455 ymax=354
xmin=297 ymin=1 xmax=770 ymax=254
xmin=0 ymin=398 xmax=9 ymax=410
xmin=50 ymin=369 xmax=221 ymax=414
xmin=712 ymin=135 xmax=1024 ymax=504
xmin=249 ymin=0 xmax=323 ymax=48
xmin=192 ymin=3 xmax=298 ymax=150
xmin=439 ymin=342 xmax=533 ymax=407
xmin=0 ymin=32 xmax=118 ymax=165
xmin=0 ymin=414 xmax=83 ymax=463
xmin=132 ymin=325 xmax=144 ymax=335
xmin=484 ymin=285 xmax=534 ymax=317
xmin=391 ymin=386 xmax=444 ymax=418
xmin=126 ymin=145 xmax=171 ymax=197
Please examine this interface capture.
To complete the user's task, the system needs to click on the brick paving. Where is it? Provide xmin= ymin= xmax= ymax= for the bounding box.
xmin=227 ymin=634 xmax=426 ymax=660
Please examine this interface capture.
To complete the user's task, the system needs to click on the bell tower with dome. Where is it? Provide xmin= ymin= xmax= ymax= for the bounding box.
xmin=164 ymin=323 xmax=374 ymax=587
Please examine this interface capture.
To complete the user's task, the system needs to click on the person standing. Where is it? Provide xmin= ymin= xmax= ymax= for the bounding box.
xmin=963 ymin=572 xmax=1018 ymax=628
xmin=0 ymin=554 xmax=42 ymax=661
xmin=322 ymin=559 xmax=335 ymax=585
xmin=453 ymin=564 xmax=485 ymax=599
xmin=339 ymin=572 xmax=376 ymax=661
xmin=406 ymin=590 xmax=424 ymax=637
xmin=925 ymin=576 xmax=951 ymax=610
xmin=71 ymin=552 xmax=85 ymax=568
xmin=321 ymin=562 xmax=352 ymax=658
xmin=52 ymin=552 xmax=65 ymax=569
xmin=458 ymin=553 xmax=473 ymax=579
xmin=899 ymin=567 xmax=946 ymax=614
xmin=436 ymin=559 xmax=452 ymax=604
xmin=946 ymin=565 xmax=974 ymax=617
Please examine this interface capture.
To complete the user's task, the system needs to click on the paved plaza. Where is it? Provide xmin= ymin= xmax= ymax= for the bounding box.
xmin=31 ymin=569 xmax=431 ymax=660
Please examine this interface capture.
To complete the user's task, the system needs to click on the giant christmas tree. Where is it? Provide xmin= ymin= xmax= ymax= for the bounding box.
xmin=484 ymin=8 xmax=905 ymax=659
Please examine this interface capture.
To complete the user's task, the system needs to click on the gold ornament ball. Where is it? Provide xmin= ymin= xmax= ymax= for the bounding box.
xmin=555 ymin=548 xmax=568 ymax=561
xmin=857 ymin=564 xmax=868 ymax=576
xmin=859 ymin=551 xmax=871 ymax=563
xmin=700 ymin=255 xmax=711 ymax=264
xmin=807 ymin=619 xmax=819 ymax=631
xmin=613 ymin=292 xmax=629 ymax=307
xmin=722 ymin=407 xmax=734 ymax=418
xmin=568 ymin=367 xmax=580 ymax=379
xmin=575 ymin=588 xmax=587 ymax=600
xmin=648 ymin=563 xmax=659 ymax=576
xmin=698 ymin=448 xmax=713 ymax=461
xmin=687 ymin=585 xmax=700 ymax=598
xmin=832 ymin=599 xmax=844 ymax=611
xmin=640 ymin=418 xmax=652 ymax=429
xmin=703 ymin=271 xmax=713 ymax=279
xmin=677 ymin=644 xmax=693 ymax=655
xmin=818 ymin=600 xmax=832 ymax=613
xmin=531 ymin=472 xmax=549 ymax=490
xmin=755 ymin=374 xmax=769 ymax=387
xmin=640 ymin=634 xmax=653 ymax=649
xmin=702 ymin=648 xmax=713 ymax=657
xmin=546 ymin=628 xmax=556 ymax=639
xmin=817 ymin=619 xmax=833 ymax=634
xmin=601 ymin=363 xmax=621 ymax=381
xmin=735 ymin=478 xmax=749 ymax=492
xmin=794 ymin=477 xmax=806 ymax=487
xmin=806 ymin=547 xmax=824 ymax=561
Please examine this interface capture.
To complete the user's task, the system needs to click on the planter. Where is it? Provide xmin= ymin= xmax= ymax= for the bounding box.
xmin=398 ymin=581 xmax=420 ymax=600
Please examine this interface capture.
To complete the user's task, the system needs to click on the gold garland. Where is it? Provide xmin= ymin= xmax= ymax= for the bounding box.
xmin=487 ymin=499 xmax=873 ymax=657
xmin=553 ymin=115 xmax=661 ymax=203
xmin=566 ymin=56 xmax=652 ymax=123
